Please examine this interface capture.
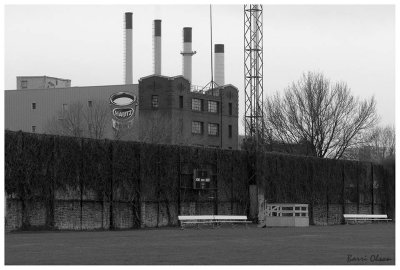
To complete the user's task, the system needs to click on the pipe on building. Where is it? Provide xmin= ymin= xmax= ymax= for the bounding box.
xmin=214 ymin=44 xmax=225 ymax=86
xmin=125 ymin=12 xmax=133 ymax=84
xmin=180 ymin=27 xmax=196 ymax=83
xmin=153 ymin=20 xmax=162 ymax=75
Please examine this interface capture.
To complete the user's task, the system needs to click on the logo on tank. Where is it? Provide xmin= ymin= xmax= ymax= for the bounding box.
xmin=109 ymin=92 xmax=138 ymax=130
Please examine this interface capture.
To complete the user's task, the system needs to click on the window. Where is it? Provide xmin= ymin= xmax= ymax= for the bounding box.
xmin=208 ymin=123 xmax=219 ymax=136
xmin=192 ymin=121 xmax=203 ymax=134
xmin=229 ymin=103 xmax=232 ymax=116
xmin=151 ymin=95 xmax=159 ymax=108
xmin=228 ymin=125 xmax=232 ymax=138
xmin=179 ymin=96 xmax=183 ymax=109
xmin=60 ymin=104 xmax=68 ymax=119
xmin=192 ymin=98 xmax=202 ymax=111
xmin=32 ymin=103 xmax=36 ymax=110
xmin=31 ymin=126 xmax=36 ymax=133
xmin=21 ymin=80 xmax=27 ymax=89
xmin=208 ymin=101 xmax=218 ymax=113
xmin=88 ymin=101 xmax=92 ymax=107
xmin=62 ymin=103 xmax=68 ymax=111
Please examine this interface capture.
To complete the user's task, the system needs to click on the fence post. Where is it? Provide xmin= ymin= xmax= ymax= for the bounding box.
xmin=79 ymin=138 xmax=83 ymax=231
xmin=326 ymin=186 xmax=329 ymax=225
xmin=20 ymin=132 xmax=30 ymax=229
xmin=231 ymin=152 xmax=234 ymax=215
xmin=48 ymin=135 xmax=57 ymax=229
xmin=309 ymin=162 xmax=314 ymax=226
xmin=177 ymin=147 xmax=181 ymax=216
xmin=356 ymin=164 xmax=360 ymax=214
xmin=156 ymin=145 xmax=161 ymax=227
xmin=109 ymin=142 xmax=114 ymax=230
xmin=135 ymin=144 xmax=141 ymax=228
xmin=215 ymin=150 xmax=219 ymax=216
xmin=371 ymin=163 xmax=374 ymax=214
xmin=341 ymin=164 xmax=345 ymax=224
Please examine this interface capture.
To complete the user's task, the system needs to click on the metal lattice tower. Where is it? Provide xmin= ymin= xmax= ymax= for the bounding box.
xmin=244 ymin=4 xmax=264 ymax=143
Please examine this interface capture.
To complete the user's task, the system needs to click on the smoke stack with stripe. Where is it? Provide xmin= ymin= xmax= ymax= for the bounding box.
xmin=153 ymin=20 xmax=162 ymax=75
xmin=180 ymin=27 xmax=196 ymax=83
xmin=125 ymin=12 xmax=133 ymax=84
xmin=214 ymin=44 xmax=225 ymax=86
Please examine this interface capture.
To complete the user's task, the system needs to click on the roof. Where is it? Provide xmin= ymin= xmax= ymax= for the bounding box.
xmin=17 ymin=75 xmax=71 ymax=81
xmin=6 ymin=84 xmax=138 ymax=92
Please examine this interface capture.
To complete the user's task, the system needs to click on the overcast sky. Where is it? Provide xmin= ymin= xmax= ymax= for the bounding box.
xmin=4 ymin=5 xmax=395 ymax=134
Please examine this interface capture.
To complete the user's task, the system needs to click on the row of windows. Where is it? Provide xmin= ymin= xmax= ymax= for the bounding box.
xmin=150 ymin=95 xmax=233 ymax=116
xmin=192 ymin=99 xmax=219 ymax=113
xmin=31 ymin=97 xmax=233 ymax=114
xmin=192 ymin=121 xmax=233 ymax=138
xmin=31 ymin=101 xmax=93 ymax=110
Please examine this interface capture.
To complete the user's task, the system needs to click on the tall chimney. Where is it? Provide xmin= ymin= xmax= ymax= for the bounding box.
xmin=180 ymin=27 xmax=196 ymax=83
xmin=214 ymin=44 xmax=225 ymax=86
xmin=153 ymin=20 xmax=162 ymax=75
xmin=125 ymin=12 xmax=133 ymax=84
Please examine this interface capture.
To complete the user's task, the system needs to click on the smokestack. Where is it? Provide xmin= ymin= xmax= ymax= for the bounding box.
xmin=153 ymin=20 xmax=162 ymax=75
xmin=180 ymin=27 xmax=196 ymax=83
xmin=214 ymin=44 xmax=225 ymax=86
xmin=125 ymin=12 xmax=133 ymax=84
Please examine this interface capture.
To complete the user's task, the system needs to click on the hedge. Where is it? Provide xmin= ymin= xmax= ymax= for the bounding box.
xmin=4 ymin=130 xmax=396 ymax=229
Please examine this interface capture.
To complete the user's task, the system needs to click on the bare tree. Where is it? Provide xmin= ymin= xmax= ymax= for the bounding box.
xmin=362 ymin=125 xmax=395 ymax=162
xmin=45 ymin=101 xmax=110 ymax=139
xmin=45 ymin=102 xmax=85 ymax=137
xmin=264 ymin=72 xmax=378 ymax=159
xmin=84 ymin=100 xmax=110 ymax=139
xmin=138 ymin=111 xmax=190 ymax=145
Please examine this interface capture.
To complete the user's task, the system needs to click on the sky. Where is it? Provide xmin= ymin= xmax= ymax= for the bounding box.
xmin=4 ymin=4 xmax=395 ymax=134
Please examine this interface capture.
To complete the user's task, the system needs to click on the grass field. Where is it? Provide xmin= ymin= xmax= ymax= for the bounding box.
xmin=5 ymin=223 xmax=395 ymax=265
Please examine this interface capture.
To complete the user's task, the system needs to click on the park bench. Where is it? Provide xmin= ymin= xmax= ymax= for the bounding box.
xmin=343 ymin=214 xmax=392 ymax=224
xmin=178 ymin=215 xmax=251 ymax=229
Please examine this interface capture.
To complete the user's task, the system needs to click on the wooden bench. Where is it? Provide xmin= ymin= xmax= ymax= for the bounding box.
xmin=178 ymin=215 xmax=251 ymax=229
xmin=343 ymin=214 xmax=392 ymax=224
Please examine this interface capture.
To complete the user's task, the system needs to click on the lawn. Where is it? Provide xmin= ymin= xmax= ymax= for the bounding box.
xmin=5 ymin=223 xmax=395 ymax=265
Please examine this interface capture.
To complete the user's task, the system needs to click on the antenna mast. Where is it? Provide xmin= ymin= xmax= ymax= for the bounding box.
xmin=244 ymin=4 xmax=264 ymax=144
xmin=202 ymin=4 xmax=219 ymax=92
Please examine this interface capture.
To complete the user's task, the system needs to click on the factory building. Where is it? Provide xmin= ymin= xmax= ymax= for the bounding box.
xmin=16 ymin=76 xmax=71 ymax=90
xmin=5 ymin=75 xmax=238 ymax=149
xmin=5 ymin=12 xmax=239 ymax=149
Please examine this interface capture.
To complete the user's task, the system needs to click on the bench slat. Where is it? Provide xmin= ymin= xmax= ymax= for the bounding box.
xmin=178 ymin=215 xmax=214 ymax=220
xmin=344 ymin=214 xmax=388 ymax=219
xmin=214 ymin=215 xmax=247 ymax=220
xmin=178 ymin=215 xmax=248 ymax=221
xmin=178 ymin=215 xmax=250 ymax=228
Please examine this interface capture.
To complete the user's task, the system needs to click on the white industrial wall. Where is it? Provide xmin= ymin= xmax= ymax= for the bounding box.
xmin=5 ymin=84 xmax=139 ymax=140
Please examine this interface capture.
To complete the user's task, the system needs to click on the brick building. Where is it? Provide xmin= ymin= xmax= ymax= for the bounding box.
xmin=16 ymin=76 xmax=71 ymax=90
xmin=138 ymin=75 xmax=238 ymax=149
xmin=5 ymin=74 xmax=239 ymax=149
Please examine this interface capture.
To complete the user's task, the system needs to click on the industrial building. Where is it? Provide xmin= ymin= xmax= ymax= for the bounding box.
xmin=16 ymin=76 xmax=71 ymax=90
xmin=5 ymin=12 xmax=239 ymax=149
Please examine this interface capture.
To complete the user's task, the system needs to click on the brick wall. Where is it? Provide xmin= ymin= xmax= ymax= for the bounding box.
xmin=5 ymin=199 xmax=22 ymax=231
xmin=6 ymin=194 xmax=387 ymax=231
